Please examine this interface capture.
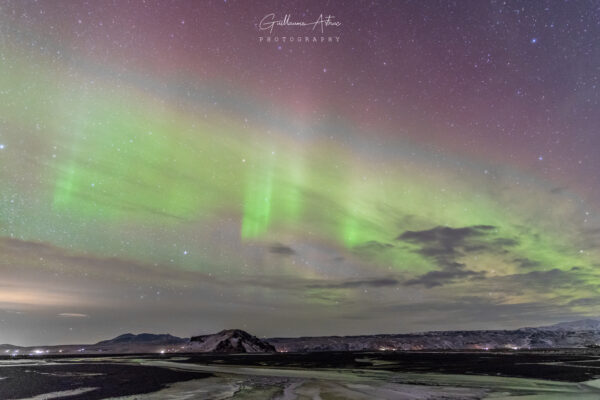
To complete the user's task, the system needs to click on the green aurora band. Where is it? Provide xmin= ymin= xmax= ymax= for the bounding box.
xmin=1 ymin=44 xmax=593 ymax=279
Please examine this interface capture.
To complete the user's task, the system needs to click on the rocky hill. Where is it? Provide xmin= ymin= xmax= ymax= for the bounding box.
xmin=190 ymin=329 xmax=276 ymax=353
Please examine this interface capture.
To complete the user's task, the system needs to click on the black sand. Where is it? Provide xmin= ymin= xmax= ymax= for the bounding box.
xmin=0 ymin=362 xmax=211 ymax=399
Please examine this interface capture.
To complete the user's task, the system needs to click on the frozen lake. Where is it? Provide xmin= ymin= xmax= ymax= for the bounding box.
xmin=3 ymin=351 xmax=600 ymax=399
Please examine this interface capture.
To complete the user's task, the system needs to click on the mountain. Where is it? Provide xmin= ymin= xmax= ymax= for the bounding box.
xmin=96 ymin=333 xmax=185 ymax=346
xmin=268 ymin=318 xmax=600 ymax=352
xmin=190 ymin=329 xmax=276 ymax=353
xmin=0 ymin=329 xmax=274 ymax=356
xmin=4 ymin=320 xmax=600 ymax=356
xmin=535 ymin=318 xmax=600 ymax=331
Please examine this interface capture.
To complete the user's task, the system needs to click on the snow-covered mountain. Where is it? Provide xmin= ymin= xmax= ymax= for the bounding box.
xmin=268 ymin=318 xmax=600 ymax=352
xmin=534 ymin=318 xmax=600 ymax=331
xmin=0 ymin=329 xmax=275 ymax=356
xmin=190 ymin=329 xmax=276 ymax=353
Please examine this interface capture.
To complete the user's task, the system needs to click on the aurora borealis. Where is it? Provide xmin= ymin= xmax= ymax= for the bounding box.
xmin=1 ymin=0 xmax=600 ymax=345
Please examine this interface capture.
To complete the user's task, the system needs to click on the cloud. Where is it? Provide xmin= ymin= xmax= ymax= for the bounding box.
xmin=353 ymin=241 xmax=395 ymax=252
xmin=513 ymin=257 xmax=542 ymax=269
xmin=398 ymin=225 xmax=497 ymax=256
xmin=453 ymin=266 xmax=598 ymax=302
xmin=397 ymin=225 xmax=512 ymax=287
xmin=2 ymin=310 xmax=24 ymax=315
xmin=269 ymin=243 xmax=296 ymax=255
xmin=567 ymin=297 xmax=600 ymax=307
xmin=491 ymin=237 xmax=520 ymax=247
xmin=0 ymin=287 xmax=83 ymax=308
xmin=0 ymin=237 xmax=218 ymax=288
xmin=306 ymin=278 xmax=399 ymax=289
xmin=379 ymin=295 xmax=579 ymax=329
xmin=495 ymin=267 xmax=587 ymax=292
xmin=58 ymin=313 xmax=89 ymax=318
xmin=404 ymin=266 xmax=484 ymax=288
xmin=235 ymin=275 xmax=400 ymax=292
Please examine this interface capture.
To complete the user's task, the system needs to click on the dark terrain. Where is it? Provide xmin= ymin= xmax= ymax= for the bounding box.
xmin=3 ymin=349 xmax=600 ymax=399
xmin=0 ymin=361 xmax=210 ymax=400
xmin=171 ymin=349 xmax=600 ymax=382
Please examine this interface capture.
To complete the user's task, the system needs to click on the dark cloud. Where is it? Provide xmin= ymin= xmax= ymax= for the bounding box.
xmin=353 ymin=241 xmax=394 ymax=252
xmin=567 ymin=297 xmax=600 ymax=307
xmin=492 ymin=238 xmax=519 ymax=247
xmin=306 ymin=278 xmax=399 ymax=289
xmin=498 ymin=267 xmax=586 ymax=290
xmin=513 ymin=257 xmax=543 ymax=269
xmin=462 ymin=266 xmax=598 ymax=299
xmin=379 ymin=295 xmax=579 ymax=329
xmin=397 ymin=224 xmax=512 ymax=261
xmin=352 ymin=241 xmax=395 ymax=258
xmin=398 ymin=225 xmax=495 ymax=245
xmin=397 ymin=225 xmax=513 ymax=287
xmin=236 ymin=275 xmax=399 ymax=292
xmin=269 ymin=243 xmax=296 ymax=256
xmin=404 ymin=266 xmax=485 ymax=288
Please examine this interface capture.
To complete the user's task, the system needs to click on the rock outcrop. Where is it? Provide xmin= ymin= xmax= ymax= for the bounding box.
xmin=190 ymin=329 xmax=276 ymax=353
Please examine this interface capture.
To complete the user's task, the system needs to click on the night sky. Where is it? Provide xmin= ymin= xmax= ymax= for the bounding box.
xmin=1 ymin=0 xmax=600 ymax=346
